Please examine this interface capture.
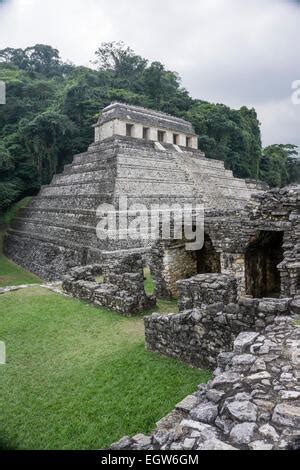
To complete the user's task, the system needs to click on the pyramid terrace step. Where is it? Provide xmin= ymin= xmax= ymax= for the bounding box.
xmin=196 ymin=175 xmax=251 ymax=190
xmin=58 ymin=166 xmax=186 ymax=184
xmin=116 ymin=158 xmax=178 ymax=171
xmin=115 ymin=170 xmax=191 ymax=183
xmin=117 ymin=150 xmax=176 ymax=160
xmin=26 ymin=194 xmax=204 ymax=214
xmin=73 ymin=151 xmax=117 ymax=165
xmin=41 ymin=175 xmax=196 ymax=194
xmin=184 ymin=167 xmax=234 ymax=180
xmin=21 ymin=207 xmax=98 ymax=216
xmin=63 ymin=159 xmax=117 ymax=175
xmin=13 ymin=210 xmax=98 ymax=226
xmin=115 ymin=176 xmax=194 ymax=185
xmin=185 ymin=161 xmax=232 ymax=173
xmin=11 ymin=217 xmax=96 ymax=233
xmin=75 ymin=144 xmax=118 ymax=156
xmin=53 ymin=169 xmax=116 ymax=185
xmin=40 ymin=181 xmax=115 ymax=196
xmin=116 ymin=161 xmax=232 ymax=182
xmin=6 ymin=228 xmax=144 ymax=253
xmin=186 ymin=154 xmax=224 ymax=167
xmin=8 ymin=223 xmax=103 ymax=247
xmin=5 ymin=229 xmax=93 ymax=257
xmin=114 ymin=181 xmax=195 ymax=197
xmin=73 ymin=146 xmax=119 ymax=163
xmin=29 ymin=195 xmax=114 ymax=211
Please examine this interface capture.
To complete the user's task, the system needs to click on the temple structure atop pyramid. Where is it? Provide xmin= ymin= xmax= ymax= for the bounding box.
xmin=94 ymin=102 xmax=199 ymax=149
xmin=4 ymin=103 xmax=262 ymax=281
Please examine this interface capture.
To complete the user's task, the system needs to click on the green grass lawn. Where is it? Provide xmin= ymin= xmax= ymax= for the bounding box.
xmin=0 ymin=287 xmax=210 ymax=450
xmin=144 ymin=268 xmax=178 ymax=314
xmin=0 ymin=253 xmax=41 ymax=288
xmin=0 ymin=199 xmax=210 ymax=449
xmin=0 ymin=198 xmax=41 ymax=287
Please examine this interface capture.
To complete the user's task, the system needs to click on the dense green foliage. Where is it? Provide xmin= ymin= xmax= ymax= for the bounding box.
xmin=260 ymin=144 xmax=299 ymax=188
xmin=186 ymin=103 xmax=262 ymax=179
xmin=0 ymin=287 xmax=209 ymax=449
xmin=0 ymin=42 xmax=299 ymax=212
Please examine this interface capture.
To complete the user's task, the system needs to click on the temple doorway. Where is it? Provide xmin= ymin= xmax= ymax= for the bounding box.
xmin=196 ymin=233 xmax=221 ymax=274
xmin=245 ymin=230 xmax=284 ymax=298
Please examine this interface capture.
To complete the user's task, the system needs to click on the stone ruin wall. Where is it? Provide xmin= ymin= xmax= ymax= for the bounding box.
xmin=113 ymin=263 xmax=300 ymax=451
xmin=62 ymin=253 xmax=156 ymax=315
xmin=113 ymin=316 xmax=300 ymax=451
xmin=151 ymin=185 xmax=299 ymax=300
xmin=206 ymin=186 xmax=299 ymax=299
xmin=158 ymin=242 xmax=197 ymax=299
xmin=144 ymin=273 xmax=298 ymax=368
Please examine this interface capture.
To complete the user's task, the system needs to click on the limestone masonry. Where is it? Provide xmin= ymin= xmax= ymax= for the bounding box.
xmin=4 ymin=103 xmax=260 ymax=281
xmin=62 ymin=253 xmax=156 ymax=315
xmin=112 ymin=315 xmax=300 ymax=451
xmin=94 ymin=102 xmax=199 ymax=149
xmin=144 ymin=274 xmax=298 ymax=368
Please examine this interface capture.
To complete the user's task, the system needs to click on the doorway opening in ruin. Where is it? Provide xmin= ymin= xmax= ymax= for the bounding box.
xmin=162 ymin=234 xmax=221 ymax=298
xmin=186 ymin=136 xmax=191 ymax=147
xmin=126 ymin=123 xmax=134 ymax=137
xmin=196 ymin=233 xmax=221 ymax=274
xmin=143 ymin=127 xmax=150 ymax=140
xmin=173 ymin=134 xmax=179 ymax=145
xmin=144 ymin=267 xmax=155 ymax=296
xmin=158 ymin=130 xmax=166 ymax=143
xmin=245 ymin=230 xmax=284 ymax=298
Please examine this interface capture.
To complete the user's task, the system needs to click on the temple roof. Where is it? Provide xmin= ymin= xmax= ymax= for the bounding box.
xmin=97 ymin=102 xmax=196 ymax=135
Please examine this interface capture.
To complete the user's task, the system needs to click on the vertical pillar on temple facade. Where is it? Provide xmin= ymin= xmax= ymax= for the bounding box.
xmin=190 ymin=136 xmax=198 ymax=150
xmin=149 ymin=127 xmax=158 ymax=142
xmin=178 ymin=134 xmax=186 ymax=147
xmin=133 ymin=123 xmax=143 ymax=139
xmin=114 ymin=119 xmax=126 ymax=136
xmin=165 ymin=131 xmax=173 ymax=144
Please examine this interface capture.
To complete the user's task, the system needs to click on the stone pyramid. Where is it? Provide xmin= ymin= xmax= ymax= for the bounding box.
xmin=4 ymin=104 xmax=258 ymax=280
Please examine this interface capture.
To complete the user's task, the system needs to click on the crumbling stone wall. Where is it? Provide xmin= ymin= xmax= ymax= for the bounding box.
xmin=144 ymin=273 xmax=296 ymax=368
xmin=149 ymin=241 xmax=194 ymax=299
xmin=152 ymin=185 xmax=299 ymax=300
xmin=63 ymin=253 xmax=156 ymax=315
xmin=113 ymin=316 xmax=300 ymax=451
xmin=145 ymin=297 xmax=295 ymax=369
xmin=197 ymin=234 xmax=221 ymax=274
xmin=161 ymin=242 xmax=197 ymax=298
xmin=177 ymin=273 xmax=237 ymax=311
xmin=220 ymin=253 xmax=246 ymax=295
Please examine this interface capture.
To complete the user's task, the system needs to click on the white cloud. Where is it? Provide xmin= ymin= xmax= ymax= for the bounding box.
xmin=256 ymin=97 xmax=300 ymax=147
xmin=0 ymin=0 xmax=300 ymax=147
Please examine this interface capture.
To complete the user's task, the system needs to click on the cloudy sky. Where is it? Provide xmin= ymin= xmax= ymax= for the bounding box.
xmin=0 ymin=0 xmax=300 ymax=148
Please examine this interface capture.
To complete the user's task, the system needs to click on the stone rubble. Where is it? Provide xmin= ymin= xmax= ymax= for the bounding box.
xmin=111 ymin=316 xmax=300 ymax=450
xmin=144 ymin=273 xmax=297 ymax=368
xmin=62 ymin=253 xmax=156 ymax=315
